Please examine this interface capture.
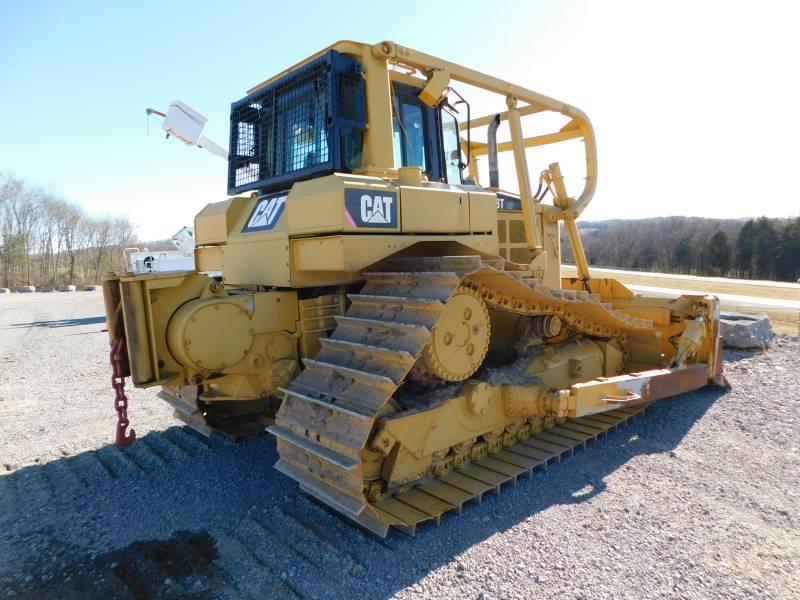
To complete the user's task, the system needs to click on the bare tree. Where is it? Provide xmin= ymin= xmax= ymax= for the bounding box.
xmin=87 ymin=217 xmax=114 ymax=283
xmin=0 ymin=172 xmax=140 ymax=288
xmin=58 ymin=202 xmax=83 ymax=285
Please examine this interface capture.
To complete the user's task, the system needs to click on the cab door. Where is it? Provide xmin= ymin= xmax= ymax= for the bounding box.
xmin=392 ymin=83 xmax=469 ymax=233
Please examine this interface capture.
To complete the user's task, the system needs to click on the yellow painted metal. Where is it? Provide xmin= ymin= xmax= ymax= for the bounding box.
xmin=245 ymin=40 xmax=596 ymax=218
xmin=378 ymin=339 xmax=610 ymax=470
xmin=165 ymin=291 xmax=298 ymax=375
xmin=100 ymin=41 xmax=726 ymax=536
xmin=167 ymin=298 xmax=255 ymax=370
xmin=370 ymin=41 xmax=597 ymax=220
xmin=267 ymin=261 xmax=724 ymax=536
xmin=101 ymin=277 xmax=124 ymax=350
xmin=286 ymin=174 xmax=399 ymax=235
xmin=497 ymin=211 xmax=551 ymax=277
xmin=418 ymin=69 xmax=450 ymax=107
xmin=506 ymin=96 xmax=543 ymax=257
xmin=118 ymin=279 xmax=154 ymax=384
xmin=418 ymin=289 xmax=490 ymax=381
xmin=224 ymin=238 xmax=291 ymax=287
xmin=467 ymin=103 xmax=549 ymax=130
xmin=194 ymin=245 xmax=223 ymax=273
xmin=467 ymin=155 xmax=481 ymax=186
xmin=247 ymin=41 xmax=396 ymax=174
xmin=548 ymin=162 xmax=591 ymax=290
xmin=189 ymin=40 xmax=604 ymax=290
xmin=115 ymin=272 xmax=213 ymax=386
xmin=469 ymin=129 xmax=584 ymax=155
xmin=468 ymin=188 xmax=496 ymax=233
xmin=195 ymin=196 xmax=252 ymax=245
xmin=371 ymin=404 xmax=648 ymax=535
xmin=106 ymin=269 xmax=301 ymax=421
xmin=400 ymin=185 xmax=469 ymax=233
xmin=297 ymin=293 xmax=345 ymax=358
xmin=290 ymin=234 xmax=497 ymax=283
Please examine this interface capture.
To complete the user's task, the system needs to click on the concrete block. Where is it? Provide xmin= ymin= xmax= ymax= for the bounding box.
xmin=719 ymin=312 xmax=773 ymax=349
xmin=59 ymin=285 xmax=77 ymax=292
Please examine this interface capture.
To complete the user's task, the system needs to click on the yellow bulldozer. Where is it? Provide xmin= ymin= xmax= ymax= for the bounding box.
xmin=103 ymin=41 xmax=726 ymax=536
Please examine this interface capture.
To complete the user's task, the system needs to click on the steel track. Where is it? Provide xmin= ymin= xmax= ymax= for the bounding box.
xmin=269 ymin=255 xmax=660 ymax=535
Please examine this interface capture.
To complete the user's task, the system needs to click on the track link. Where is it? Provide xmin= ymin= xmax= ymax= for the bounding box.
xmin=269 ymin=255 xmax=661 ymax=535
xmin=370 ymin=405 xmax=647 ymax=535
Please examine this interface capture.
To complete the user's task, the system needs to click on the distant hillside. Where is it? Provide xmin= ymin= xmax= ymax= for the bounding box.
xmin=561 ymin=216 xmax=800 ymax=282
xmin=137 ymin=239 xmax=175 ymax=252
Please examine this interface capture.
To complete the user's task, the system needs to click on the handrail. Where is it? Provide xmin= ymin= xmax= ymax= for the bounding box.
xmin=247 ymin=39 xmax=597 ymax=223
xmin=371 ymin=41 xmax=597 ymax=221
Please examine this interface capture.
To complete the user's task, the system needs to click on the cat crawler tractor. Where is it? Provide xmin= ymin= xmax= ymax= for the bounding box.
xmin=103 ymin=41 xmax=726 ymax=536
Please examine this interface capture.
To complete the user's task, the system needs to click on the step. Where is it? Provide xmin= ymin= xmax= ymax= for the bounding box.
xmin=301 ymin=357 xmax=396 ymax=388
xmin=360 ymin=271 xmax=460 ymax=301
xmin=347 ymin=294 xmax=443 ymax=328
xmin=317 ymin=338 xmax=415 ymax=384
xmin=278 ymin=388 xmax=377 ymax=453
xmin=293 ymin=359 xmax=396 ymax=413
xmin=267 ymin=425 xmax=359 ymax=471
xmin=332 ymin=315 xmax=430 ymax=355
xmin=280 ymin=387 xmax=374 ymax=420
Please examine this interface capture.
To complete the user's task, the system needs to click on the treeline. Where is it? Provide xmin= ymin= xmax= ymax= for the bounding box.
xmin=562 ymin=216 xmax=800 ymax=281
xmin=0 ymin=173 xmax=137 ymax=289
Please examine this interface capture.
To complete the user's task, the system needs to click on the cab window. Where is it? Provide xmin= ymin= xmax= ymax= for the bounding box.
xmin=441 ymin=110 xmax=462 ymax=184
xmin=392 ymin=98 xmax=428 ymax=171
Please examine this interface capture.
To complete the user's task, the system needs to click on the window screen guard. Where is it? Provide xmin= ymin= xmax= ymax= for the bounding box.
xmin=227 ymin=51 xmax=365 ymax=195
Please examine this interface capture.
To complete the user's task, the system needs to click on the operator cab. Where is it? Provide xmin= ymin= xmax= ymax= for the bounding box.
xmin=390 ymin=81 xmax=465 ymax=185
xmin=227 ymin=50 xmax=467 ymax=197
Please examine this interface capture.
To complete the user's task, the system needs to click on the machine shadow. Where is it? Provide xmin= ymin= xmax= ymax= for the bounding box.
xmin=10 ymin=315 xmax=106 ymax=328
xmin=0 ymin=386 xmax=725 ymax=599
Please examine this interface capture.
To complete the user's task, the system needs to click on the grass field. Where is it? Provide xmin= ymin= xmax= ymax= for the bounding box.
xmin=562 ymin=265 xmax=800 ymax=335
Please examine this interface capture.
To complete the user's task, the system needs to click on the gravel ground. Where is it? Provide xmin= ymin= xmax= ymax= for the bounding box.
xmin=0 ymin=291 xmax=179 ymax=469
xmin=0 ymin=292 xmax=798 ymax=599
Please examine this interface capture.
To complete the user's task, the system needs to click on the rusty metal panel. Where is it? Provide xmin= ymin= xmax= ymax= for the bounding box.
xmin=642 ymin=364 xmax=709 ymax=403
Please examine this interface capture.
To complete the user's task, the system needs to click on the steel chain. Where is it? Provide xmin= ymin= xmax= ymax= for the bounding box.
xmin=110 ymin=337 xmax=136 ymax=447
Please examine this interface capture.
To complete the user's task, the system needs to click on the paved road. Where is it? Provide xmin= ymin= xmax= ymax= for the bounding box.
xmin=561 ymin=265 xmax=800 ymax=312
xmin=626 ymin=284 xmax=800 ymax=311
xmin=566 ymin=266 xmax=800 ymax=290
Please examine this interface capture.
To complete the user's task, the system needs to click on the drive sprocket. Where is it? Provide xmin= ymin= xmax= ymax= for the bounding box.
xmin=417 ymin=286 xmax=491 ymax=382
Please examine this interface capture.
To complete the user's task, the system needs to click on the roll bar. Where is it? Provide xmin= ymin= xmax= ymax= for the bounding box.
xmin=370 ymin=41 xmax=598 ymax=223
xmin=246 ymin=40 xmax=596 ymax=278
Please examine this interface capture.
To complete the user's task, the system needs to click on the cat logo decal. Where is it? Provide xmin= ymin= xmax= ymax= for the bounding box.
xmin=344 ymin=189 xmax=398 ymax=229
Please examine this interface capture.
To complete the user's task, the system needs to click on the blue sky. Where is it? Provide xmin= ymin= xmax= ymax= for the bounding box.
xmin=1 ymin=1 xmax=798 ymax=241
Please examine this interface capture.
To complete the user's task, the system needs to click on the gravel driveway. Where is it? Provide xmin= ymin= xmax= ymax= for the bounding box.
xmin=0 ymin=292 xmax=797 ymax=599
